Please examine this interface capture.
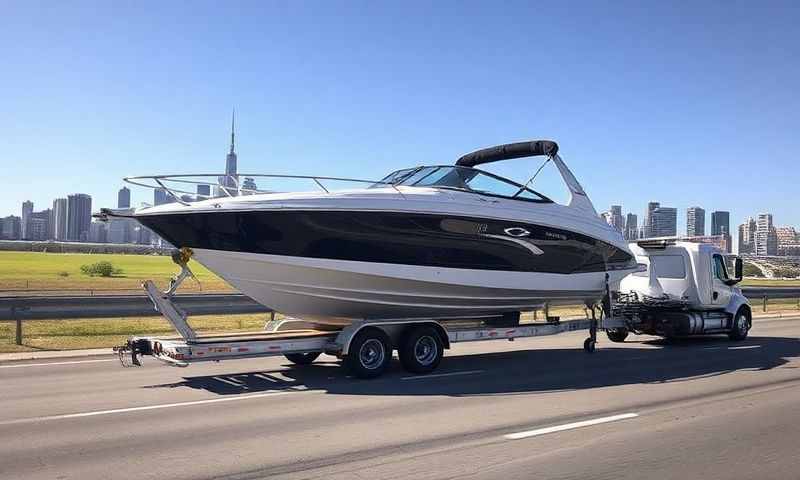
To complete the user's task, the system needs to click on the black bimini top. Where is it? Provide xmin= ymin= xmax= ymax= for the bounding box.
xmin=456 ymin=140 xmax=559 ymax=168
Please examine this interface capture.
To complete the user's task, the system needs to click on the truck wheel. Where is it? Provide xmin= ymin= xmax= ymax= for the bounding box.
xmin=344 ymin=327 xmax=392 ymax=379
xmin=728 ymin=308 xmax=751 ymax=341
xmin=284 ymin=352 xmax=321 ymax=365
xmin=399 ymin=326 xmax=444 ymax=374
xmin=606 ymin=328 xmax=629 ymax=343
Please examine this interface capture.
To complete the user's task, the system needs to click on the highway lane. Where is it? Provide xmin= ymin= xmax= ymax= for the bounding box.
xmin=1 ymin=316 xmax=799 ymax=480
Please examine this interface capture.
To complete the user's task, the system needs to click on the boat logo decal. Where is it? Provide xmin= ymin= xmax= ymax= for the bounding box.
xmin=504 ymin=227 xmax=530 ymax=238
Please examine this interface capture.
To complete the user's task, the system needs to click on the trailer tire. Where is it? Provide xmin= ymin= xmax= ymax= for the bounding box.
xmin=606 ymin=328 xmax=629 ymax=343
xmin=284 ymin=352 xmax=321 ymax=365
xmin=344 ymin=327 xmax=392 ymax=379
xmin=728 ymin=307 xmax=751 ymax=341
xmin=399 ymin=326 xmax=444 ymax=374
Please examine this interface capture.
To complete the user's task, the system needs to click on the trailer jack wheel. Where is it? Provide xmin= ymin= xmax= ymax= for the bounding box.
xmin=583 ymin=337 xmax=596 ymax=353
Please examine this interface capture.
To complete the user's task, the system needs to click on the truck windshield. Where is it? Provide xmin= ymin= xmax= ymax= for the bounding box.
xmin=374 ymin=166 xmax=552 ymax=203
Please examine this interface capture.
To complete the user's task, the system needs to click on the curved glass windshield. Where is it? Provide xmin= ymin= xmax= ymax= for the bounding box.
xmin=375 ymin=166 xmax=551 ymax=203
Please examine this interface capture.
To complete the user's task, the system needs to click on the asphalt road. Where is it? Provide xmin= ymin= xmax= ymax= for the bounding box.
xmin=2 ymin=316 xmax=800 ymax=480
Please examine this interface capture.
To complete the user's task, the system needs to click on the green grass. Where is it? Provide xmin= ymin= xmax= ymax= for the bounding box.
xmin=0 ymin=251 xmax=233 ymax=294
xmin=741 ymin=278 xmax=800 ymax=287
xmin=0 ymin=313 xmax=275 ymax=353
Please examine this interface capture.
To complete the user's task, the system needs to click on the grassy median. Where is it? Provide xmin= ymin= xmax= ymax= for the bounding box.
xmin=0 ymin=251 xmax=234 ymax=294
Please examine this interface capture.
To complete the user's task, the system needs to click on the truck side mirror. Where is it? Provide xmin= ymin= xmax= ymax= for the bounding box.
xmin=735 ymin=257 xmax=743 ymax=280
xmin=724 ymin=258 xmax=744 ymax=286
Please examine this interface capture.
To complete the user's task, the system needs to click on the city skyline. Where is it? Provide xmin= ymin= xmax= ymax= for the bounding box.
xmin=2 ymin=3 xmax=799 ymax=231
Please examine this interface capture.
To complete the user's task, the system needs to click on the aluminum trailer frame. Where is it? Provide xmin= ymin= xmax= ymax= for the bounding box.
xmin=115 ymin=264 xmax=618 ymax=377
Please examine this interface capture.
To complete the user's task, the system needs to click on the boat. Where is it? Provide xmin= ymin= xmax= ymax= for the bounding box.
xmin=100 ymin=140 xmax=637 ymax=326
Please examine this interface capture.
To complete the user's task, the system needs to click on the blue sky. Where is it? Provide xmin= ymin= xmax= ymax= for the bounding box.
xmin=2 ymin=1 xmax=798 ymax=236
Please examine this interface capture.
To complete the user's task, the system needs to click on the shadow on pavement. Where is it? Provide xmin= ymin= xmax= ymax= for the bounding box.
xmin=144 ymin=335 xmax=800 ymax=397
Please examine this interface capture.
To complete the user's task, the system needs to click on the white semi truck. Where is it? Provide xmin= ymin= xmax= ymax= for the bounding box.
xmin=605 ymin=239 xmax=751 ymax=343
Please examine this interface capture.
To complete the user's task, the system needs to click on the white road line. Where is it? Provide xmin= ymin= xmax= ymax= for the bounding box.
xmin=504 ymin=413 xmax=639 ymax=440
xmin=401 ymin=369 xmax=484 ymax=380
xmin=213 ymin=376 xmax=248 ymax=388
xmin=729 ymin=345 xmax=762 ymax=350
xmin=0 ymin=388 xmax=316 ymax=426
xmin=0 ymin=359 xmax=117 ymax=369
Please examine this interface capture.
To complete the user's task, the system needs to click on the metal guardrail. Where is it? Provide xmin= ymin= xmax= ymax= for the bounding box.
xmin=0 ymin=293 xmax=271 ymax=346
xmin=1 ymin=287 xmax=797 ymax=346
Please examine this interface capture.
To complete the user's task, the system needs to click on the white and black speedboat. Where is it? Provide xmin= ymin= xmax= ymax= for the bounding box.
xmin=103 ymin=140 xmax=637 ymax=325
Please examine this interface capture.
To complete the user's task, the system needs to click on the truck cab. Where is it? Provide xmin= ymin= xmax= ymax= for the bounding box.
xmin=610 ymin=240 xmax=751 ymax=341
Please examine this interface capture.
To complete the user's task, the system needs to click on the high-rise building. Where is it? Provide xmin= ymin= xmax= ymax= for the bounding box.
xmin=89 ymin=221 xmax=107 ymax=243
xmin=118 ymin=186 xmax=131 ymax=209
xmin=624 ymin=213 xmax=638 ymax=240
xmin=755 ymin=213 xmax=778 ymax=256
xmin=21 ymin=200 xmax=33 ymax=239
xmin=686 ymin=206 xmax=705 ymax=237
xmin=776 ymin=226 xmax=798 ymax=256
xmin=650 ymin=206 xmax=677 ymax=237
xmin=642 ymin=201 xmax=660 ymax=238
xmin=154 ymin=188 xmax=169 ymax=206
xmin=27 ymin=210 xmax=51 ymax=241
xmin=220 ymin=110 xmax=239 ymax=195
xmin=197 ymin=184 xmax=211 ymax=198
xmin=51 ymin=198 xmax=68 ymax=241
xmin=738 ymin=217 xmax=757 ymax=254
xmin=66 ymin=194 xmax=92 ymax=242
xmin=606 ymin=205 xmax=624 ymax=232
xmin=711 ymin=211 xmax=730 ymax=236
xmin=242 ymin=177 xmax=257 ymax=194
xmin=0 ymin=215 xmax=21 ymax=240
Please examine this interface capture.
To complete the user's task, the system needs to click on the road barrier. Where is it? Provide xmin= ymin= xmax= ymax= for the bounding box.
xmin=1 ymin=288 xmax=797 ymax=346
xmin=0 ymin=293 xmax=271 ymax=346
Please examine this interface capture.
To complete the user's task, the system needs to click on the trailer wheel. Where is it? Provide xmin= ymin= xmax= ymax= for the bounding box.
xmin=284 ymin=352 xmax=321 ymax=365
xmin=728 ymin=308 xmax=751 ymax=341
xmin=606 ymin=328 xmax=629 ymax=343
xmin=399 ymin=326 xmax=444 ymax=374
xmin=344 ymin=327 xmax=392 ymax=379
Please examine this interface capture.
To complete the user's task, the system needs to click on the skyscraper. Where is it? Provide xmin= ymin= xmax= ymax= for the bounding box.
xmin=66 ymin=194 xmax=92 ymax=241
xmin=650 ymin=207 xmax=677 ymax=237
xmin=625 ymin=213 xmax=638 ymax=240
xmin=738 ymin=217 xmax=756 ymax=254
xmin=219 ymin=110 xmax=239 ymax=195
xmin=643 ymin=201 xmax=660 ymax=238
xmin=21 ymin=200 xmax=33 ymax=239
xmin=28 ymin=210 xmax=51 ymax=241
xmin=607 ymin=205 xmax=624 ymax=232
xmin=711 ymin=211 xmax=730 ymax=236
xmin=686 ymin=206 xmax=705 ymax=236
xmin=0 ymin=216 xmax=21 ymax=240
xmin=51 ymin=198 xmax=68 ymax=240
xmin=154 ymin=188 xmax=169 ymax=206
xmin=755 ymin=213 xmax=777 ymax=256
xmin=118 ymin=186 xmax=131 ymax=209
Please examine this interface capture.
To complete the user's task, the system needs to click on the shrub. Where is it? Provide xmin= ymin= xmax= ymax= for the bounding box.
xmin=80 ymin=261 xmax=123 ymax=277
xmin=57 ymin=271 xmax=70 ymax=277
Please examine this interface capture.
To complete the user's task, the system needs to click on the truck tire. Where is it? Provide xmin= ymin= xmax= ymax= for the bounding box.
xmin=728 ymin=308 xmax=751 ymax=341
xmin=343 ymin=327 xmax=392 ymax=379
xmin=284 ymin=352 xmax=321 ymax=365
xmin=606 ymin=328 xmax=629 ymax=343
xmin=399 ymin=325 xmax=444 ymax=374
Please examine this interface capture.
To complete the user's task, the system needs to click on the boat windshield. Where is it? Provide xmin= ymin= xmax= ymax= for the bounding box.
xmin=375 ymin=166 xmax=552 ymax=203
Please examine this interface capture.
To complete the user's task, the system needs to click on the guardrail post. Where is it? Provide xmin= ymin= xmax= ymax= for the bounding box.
xmin=763 ymin=296 xmax=767 ymax=313
xmin=13 ymin=306 xmax=22 ymax=346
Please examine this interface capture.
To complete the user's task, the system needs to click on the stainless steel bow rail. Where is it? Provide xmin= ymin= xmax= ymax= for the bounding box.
xmin=122 ymin=173 xmax=403 ymax=206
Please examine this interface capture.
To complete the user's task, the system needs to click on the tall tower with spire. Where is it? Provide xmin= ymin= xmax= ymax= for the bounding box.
xmin=226 ymin=109 xmax=237 ymax=177
xmin=218 ymin=109 xmax=239 ymax=196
